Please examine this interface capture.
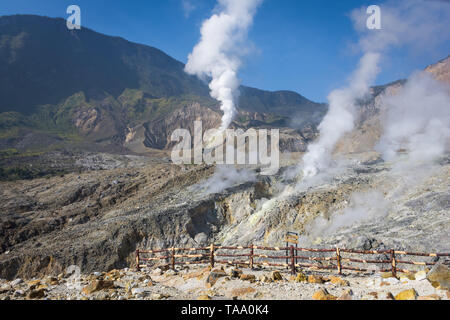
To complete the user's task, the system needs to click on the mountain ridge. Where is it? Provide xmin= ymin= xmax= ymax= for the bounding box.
xmin=0 ymin=14 xmax=326 ymax=157
xmin=0 ymin=14 xmax=323 ymax=114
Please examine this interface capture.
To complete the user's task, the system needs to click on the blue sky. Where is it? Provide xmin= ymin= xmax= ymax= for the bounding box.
xmin=0 ymin=0 xmax=448 ymax=102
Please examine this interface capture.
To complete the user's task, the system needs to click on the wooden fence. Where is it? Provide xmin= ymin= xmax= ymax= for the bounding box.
xmin=135 ymin=245 xmax=450 ymax=277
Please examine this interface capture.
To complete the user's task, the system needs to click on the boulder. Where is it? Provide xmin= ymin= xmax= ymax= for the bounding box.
xmin=206 ymin=270 xmax=227 ymax=288
xmin=271 ymin=271 xmax=283 ymax=281
xmin=183 ymin=268 xmax=210 ymax=280
xmin=329 ymin=276 xmax=349 ymax=287
xmin=308 ymin=275 xmax=324 ymax=284
xmin=395 ymin=289 xmax=417 ymax=300
xmin=312 ymin=289 xmax=337 ymax=301
xmin=230 ymin=269 xmax=243 ymax=278
xmin=27 ymin=288 xmax=46 ymax=299
xmin=240 ymin=274 xmax=256 ymax=282
xmin=295 ymin=272 xmax=307 ymax=283
xmin=427 ymin=264 xmax=450 ymax=290
xmin=82 ymin=280 xmax=114 ymax=295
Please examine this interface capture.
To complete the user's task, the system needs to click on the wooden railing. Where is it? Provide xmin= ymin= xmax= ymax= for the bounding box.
xmin=135 ymin=245 xmax=449 ymax=277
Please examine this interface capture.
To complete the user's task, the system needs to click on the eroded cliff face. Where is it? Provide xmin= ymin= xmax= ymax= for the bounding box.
xmin=0 ymin=160 xmax=273 ymax=279
xmin=0 ymin=160 xmax=238 ymax=277
xmin=119 ymin=101 xmax=318 ymax=154
xmin=142 ymin=103 xmax=222 ymax=150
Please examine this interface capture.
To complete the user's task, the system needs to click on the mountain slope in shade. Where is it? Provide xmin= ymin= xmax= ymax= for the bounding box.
xmin=239 ymin=86 xmax=326 ymax=117
xmin=0 ymin=14 xmax=324 ymax=116
xmin=0 ymin=14 xmax=209 ymax=115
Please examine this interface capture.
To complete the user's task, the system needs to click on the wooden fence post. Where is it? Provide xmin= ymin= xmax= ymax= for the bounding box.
xmin=286 ymin=241 xmax=289 ymax=270
xmin=135 ymin=249 xmax=140 ymax=272
xmin=336 ymin=247 xmax=342 ymax=275
xmin=249 ymin=244 xmax=254 ymax=270
xmin=391 ymin=249 xmax=397 ymax=278
xmin=171 ymin=247 xmax=175 ymax=271
xmin=210 ymin=244 xmax=215 ymax=269
xmin=290 ymin=246 xmax=296 ymax=275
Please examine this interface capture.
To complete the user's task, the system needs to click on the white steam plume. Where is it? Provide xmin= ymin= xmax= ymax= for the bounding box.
xmin=376 ymin=72 xmax=450 ymax=163
xmin=185 ymin=0 xmax=262 ymax=131
xmin=298 ymin=0 xmax=450 ymax=240
xmin=301 ymin=0 xmax=450 ymax=178
xmin=302 ymin=52 xmax=381 ymax=177
xmin=303 ymin=72 xmax=450 ymax=242
xmin=307 ymin=191 xmax=389 ymax=239
xmin=194 ymin=165 xmax=257 ymax=195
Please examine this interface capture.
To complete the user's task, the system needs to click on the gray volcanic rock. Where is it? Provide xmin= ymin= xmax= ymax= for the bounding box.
xmin=1 ymin=152 xmax=448 ymax=280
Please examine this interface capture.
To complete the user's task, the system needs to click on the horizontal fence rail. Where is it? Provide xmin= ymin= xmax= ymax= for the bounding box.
xmin=135 ymin=245 xmax=449 ymax=277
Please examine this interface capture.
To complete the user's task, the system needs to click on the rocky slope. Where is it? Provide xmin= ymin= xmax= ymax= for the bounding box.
xmin=1 ymin=264 xmax=448 ymax=301
xmin=1 ymin=149 xmax=448 ymax=280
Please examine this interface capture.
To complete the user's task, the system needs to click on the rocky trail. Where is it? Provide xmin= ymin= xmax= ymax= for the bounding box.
xmin=1 ymin=263 xmax=449 ymax=301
